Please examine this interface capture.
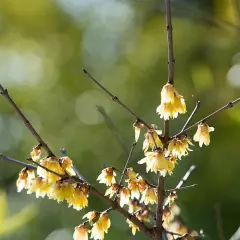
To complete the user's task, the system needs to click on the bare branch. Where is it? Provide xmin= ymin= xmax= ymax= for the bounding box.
xmin=165 ymin=184 xmax=198 ymax=193
xmin=214 ymin=204 xmax=226 ymax=240
xmin=0 ymin=84 xmax=54 ymax=157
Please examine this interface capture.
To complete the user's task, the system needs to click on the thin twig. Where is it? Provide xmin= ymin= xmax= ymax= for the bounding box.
xmin=156 ymin=0 xmax=175 ymax=239
xmin=0 ymin=84 xmax=54 ymax=157
xmin=0 ymin=153 xmax=36 ymax=169
xmin=165 ymin=184 xmax=198 ymax=193
xmin=82 ymin=68 xmax=152 ymax=129
xmin=97 ymin=105 xmax=129 ymax=155
xmin=173 ymin=98 xmax=240 ymax=138
xmin=214 ymin=204 xmax=226 ymax=240
xmin=164 ymin=165 xmax=197 ymax=207
xmin=180 ymin=101 xmax=200 ymax=133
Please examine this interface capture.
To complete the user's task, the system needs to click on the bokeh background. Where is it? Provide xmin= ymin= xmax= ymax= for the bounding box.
xmin=0 ymin=0 xmax=240 ymax=239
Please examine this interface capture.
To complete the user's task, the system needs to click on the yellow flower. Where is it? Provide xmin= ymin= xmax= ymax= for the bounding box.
xmin=138 ymin=151 xmax=170 ymax=173
xmin=133 ymin=120 xmax=145 ymax=142
xmin=140 ymin=187 xmax=157 ymax=205
xmin=73 ymin=224 xmax=88 ymax=240
xmin=49 ymin=180 xmax=75 ymax=203
xmin=156 ymin=83 xmax=186 ymax=120
xmin=168 ymin=136 xmax=193 ymax=159
xmin=68 ymin=184 xmax=89 ymax=210
xmin=136 ymin=177 xmax=147 ymax=193
xmin=119 ymin=187 xmax=130 ymax=207
xmin=128 ymin=199 xmax=141 ymax=214
xmin=37 ymin=157 xmax=64 ymax=183
xmin=16 ymin=167 xmax=35 ymax=192
xmin=143 ymin=129 xmax=163 ymax=152
xmin=27 ymin=177 xmax=51 ymax=198
xmin=83 ymin=211 xmax=98 ymax=225
xmin=60 ymin=156 xmax=76 ymax=176
xmin=90 ymin=213 xmax=111 ymax=240
xmin=105 ymin=184 xmax=119 ymax=198
xmin=30 ymin=145 xmax=41 ymax=162
xmin=125 ymin=168 xmax=138 ymax=180
xmin=193 ymin=123 xmax=214 ymax=147
xmin=97 ymin=168 xmax=116 ymax=186
xmin=136 ymin=210 xmax=151 ymax=223
xmin=127 ymin=179 xmax=140 ymax=199
xmin=127 ymin=219 xmax=139 ymax=235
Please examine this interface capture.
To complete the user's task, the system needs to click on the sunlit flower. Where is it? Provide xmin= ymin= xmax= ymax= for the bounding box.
xmin=127 ymin=219 xmax=139 ymax=235
xmin=136 ymin=177 xmax=147 ymax=193
xmin=125 ymin=168 xmax=138 ymax=180
xmin=143 ymin=129 xmax=163 ymax=152
xmin=128 ymin=199 xmax=141 ymax=214
xmin=138 ymin=151 xmax=171 ymax=174
xmin=90 ymin=212 xmax=111 ymax=240
xmin=136 ymin=210 xmax=151 ymax=223
xmin=27 ymin=177 xmax=51 ymax=198
xmin=37 ymin=157 xmax=64 ymax=183
xmin=60 ymin=156 xmax=76 ymax=176
xmin=68 ymin=184 xmax=89 ymax=210
xmin=97 ymin=168 xmax=116 ymax=186
xmin=16 ymin=167 xmax=35 ymax=192
xmin=30 ymin=145 xmax=41 ymax=162
xmin=73 ymin=224 xmax=88 ymax=240
xmin=156 ymin=83 xmax=186 ymax=120
xmin=83 ymin=211 xmax=98 ymax=225
xmin=105 ymin=184 xmax=120 ymax=198
xmin=133 ymin=120 xmax=145 ymax=142
xmin=167 ymin=192 xmax=178 ymax=208
xmin=119 ymin=187 xmax=130 ymax=207
xmin=140 ymin=187 xmax=157 ymax=205
xmin=193 ymin=123 xmax=214 ymax=147
xmin=127 ymin=179 xmax=140 ymax=199
xmin=49 ymin=180 xmax=75 ymax=202
xmin=168 ymin=136 xmax=193 ymax=159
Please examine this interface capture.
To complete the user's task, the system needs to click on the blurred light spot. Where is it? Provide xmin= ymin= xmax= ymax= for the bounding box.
xmin=45 ymin=228 xmax=72 ymax=240
xmin=192 ymin=64 xmax=214 ymax=91
xmin=75 ymin=90 xmax=111 ymax=125
xmin=227 ymin=64 xmax=240 ymax=87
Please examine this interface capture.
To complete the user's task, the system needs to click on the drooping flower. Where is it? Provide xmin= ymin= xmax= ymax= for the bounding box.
xmin=83 ymin=211 xmax=98 ymax=225
xmin=16 ymin=167 xmax=35 ymax=192
xmin=30 ymin=145 xmax=41 ymax=162
xmin=133 ymin=120 xmax=145 ymax=142
xmin=60 ymin=156 xmax=76 ymax=176
xmin=140 ymin=187 xmax=157 ymax=205
xmin=73 ymin=224 xmax=88 ymax=240
xmin=136 ymin=210 xmax=151 ymax=223
xmin=127 ymin=179 xmax=140 ymax=199
xmin=119 ymin=187 xmax=130 ymax=207
xmin=136 ymin=177 xmax=147 ymax=193
xmin=90 ymin=212 xmax=111 ymax=240
xmin=37 ymin=157 xmax=64 ymax=183
xmin=138 ymin=150 xmax=172 ymax=174
xmin=105 ymin=184 xmax=120 ymax=198
xmin=193 ymin=123 xmax=214 ymax=147
xmin=125 ymin=168 xmax=138 ymax=180
xmin=168 ymin=136 xmax=193 ymax=159
xmin=97 ymin=168 xmax=116 ymax=186
xmin=27 ymin=177 xmax=51 ymax=198
xmin=143 ymin=128 xmax=163 ymax=152
xmin=128 ymin=199 xmax=142 ymax=214
xmin=127 ymin=219 xmax=139 ymax=235
xmin=156 ymin=83 xmax=186 ymax=120
xmin=67 ymin=184 xmax=89 ymax=210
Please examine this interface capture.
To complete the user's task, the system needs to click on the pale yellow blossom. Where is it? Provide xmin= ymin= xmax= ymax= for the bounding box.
xmin=127 ymin=219 xmax=139 ymax=235
xmin=16 ymin=168 xmax=35 ymax=192
xmin=97 ymin=168 xmax=116 ymax=186
xmin=73 ymin=224 xmax=88 ymax=240
xmin=193 ymin=123 xmax=214 ymax=147
xmin=140 ymin=187 xmax=157 ymax=205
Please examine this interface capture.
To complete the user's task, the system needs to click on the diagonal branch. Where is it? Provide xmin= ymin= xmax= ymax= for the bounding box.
xmin=0 ymin=84 xmax=54 ymax=157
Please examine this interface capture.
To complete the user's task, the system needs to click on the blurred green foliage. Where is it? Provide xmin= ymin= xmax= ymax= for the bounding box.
xmin=0 ymin=0 xmax=240 ymax=239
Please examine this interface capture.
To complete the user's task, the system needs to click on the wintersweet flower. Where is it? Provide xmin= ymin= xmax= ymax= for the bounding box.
xmin=136 ymin=177 xmax=147 ymax=193
xmin=125 ymin=168 xmax=138 ymax=180
xmin=127 ymin=219 xmax=139 ymax=235
xmin=30 ymin=145 xmax=41 ymax=162
xmin=138 ymin=150 xmax=171 ymax=173
xmin=140 ymin=187 xmax=157 ymax=205
xmin=119 ymin=187 xmax=130 ymax=207
xmin=16 ymin=167 xmax=35 ymax=192
xmin=37 ymin=157 xmax=64 ymax=183
xmin=168 ymin=136 xmax=193 ymax=159
xmin=60 ymin=156 xmax=76 ymax=176
xmin=136 ymin=210 xmax=151 ymax=223
xmin=27 ymin=177 xmax=51 ymax=198
xmin=143 ymin=129 xmax=163 ymax=152
xmin=83 ymin=211 xmax=98 ymax=225
xmin=127 ymin=179 xmax=140 ymax=199
xmin=73 ymin=224 xmax=88 ymax=240
xmin=105 ymin=184 xmax=120 ymax=198
xmin=193 ymin=123 xmax=214 ymax=147
xmin=90 ymin=213 xmax=111 ymax=240
xmin=156 ymin=83 xmax=186 ymax=120
xmin=128 ymin=199 xmax=141 ymax=214
xmin=97 ymin=168 xmax=116 ymax=186
xmin=133 ymin=121 xmax=144 ymax=142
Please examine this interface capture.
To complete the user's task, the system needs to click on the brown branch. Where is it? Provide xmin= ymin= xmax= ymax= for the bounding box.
xmin=0 ymin=84 xmax=54 ymax=157
xmin=173 ymin=98 xmax=240 ymax=138
xmin=214 ymin=204 xmax=226 ymax=240
xmin=156 ymin=1 xmax=175 ymax=239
